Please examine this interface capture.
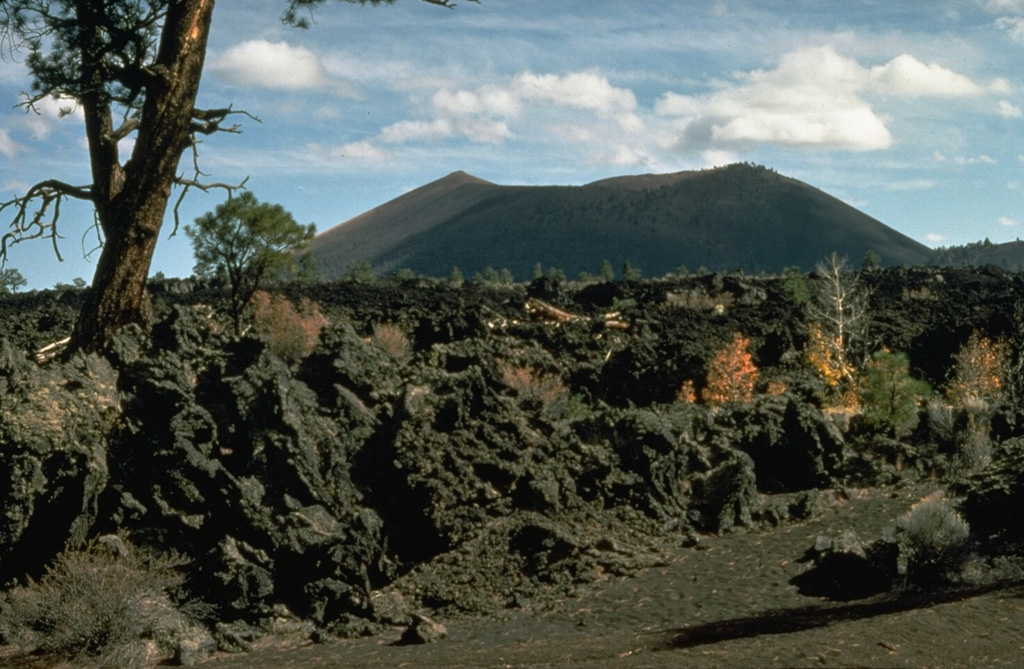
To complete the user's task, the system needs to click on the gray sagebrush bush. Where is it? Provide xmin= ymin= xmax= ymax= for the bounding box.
xmin=894 ymin=495 xmax=970 ymax=586
xmin=0 ymin=538 xmax=195 ymax=668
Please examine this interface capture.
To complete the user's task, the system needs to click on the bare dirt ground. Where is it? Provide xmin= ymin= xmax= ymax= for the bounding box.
xmin=199 ymin=485 xmax=1024 ymax=668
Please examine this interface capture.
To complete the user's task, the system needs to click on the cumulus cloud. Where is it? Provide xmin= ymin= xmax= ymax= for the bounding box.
xmin=998 ymin=100 xmax=1024 ymax=117
xmin=600 ymin=144 xmax=655 ymax=167
xmin=514 ymin=71 xmax=637 ymax=115
xmin=432 ymin=86 xmax=521 ymax=117
xmin=379 ymin=119 xmax=453 ymax=144
xmin=656 ymin=47 xmax=892 ymax=151
xmin=29 ymin=95 xmax=83 ymax=120
xmin=423 ymin=70 xmax=641 ymax=146
xmin=868 ymin=54 xmax=983 ymax=97
xmin=655 ymin=46 xmax=993 ymax=153
xmin=14 ymin=95 xmax=84 ymax=141
xmin=454 ymin=117 xmax=513 ymax=144
xmin=995 ymin=16 xmax=1024 ymax=42
xmin=926 ymin=232 xmax=948 ymax=242
xmin=700 ymin=149 xmax=739 ymax=168
xmin=999 ymin=216 xmax=1019 ymax=226
xmin=210 ymin=40 xmax=323 ymax=89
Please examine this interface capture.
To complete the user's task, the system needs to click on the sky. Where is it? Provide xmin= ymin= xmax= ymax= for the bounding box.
xmin=2 ymin=0 xmax=1024 ymax=289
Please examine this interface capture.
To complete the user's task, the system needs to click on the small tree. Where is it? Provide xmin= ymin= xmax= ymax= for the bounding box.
xmin=187 ymin=192 xmax=314 ymax=334
xmin=0 ymin=267 xmax=27 ymax=294
xmin=781 ymin=265 xmax=809 ymax=304
xmin=703 ymin=333 xmax=759 ymax=406
xmin=598 ymin=259 xmax=615 ymax=281
xmin=947 ymin=332 xmax=1009 ymax=408
xmin=806 ymin=253 xmax=870 ymax=395
xmin=345 ymin=261 xmax=375 ymax=284
xmin=547 ymin=266 xmax=567 ymax=282
xmin=622 ymin=261 xmax=642 ymax=281
xmin=480 ymin=266 xmax=499 ymax=284
xmin=859 ymin=349 xmax=931 ymax=438
xmin=862 ymin=249 xmax=882 ymax=271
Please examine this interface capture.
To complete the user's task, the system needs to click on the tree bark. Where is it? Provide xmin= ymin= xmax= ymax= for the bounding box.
xmin=71 ymin=0 xmax=216 ymax=353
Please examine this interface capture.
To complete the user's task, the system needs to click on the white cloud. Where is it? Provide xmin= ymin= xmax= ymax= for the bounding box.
xmin=421 ymin=70 xmax=640 ymax=147
xmin=926 ymin=232 xmax=948 ymax=242
xmin=999 ymin=216 xmax=1019 ymax=226
xmin=995 ymin=16 xmax=1024 ymax=42
xmin=513 ymin=71 xmax=637 ymax=115
xmin=600 ymin=144 xmax=654 ymax=167
xmin=934 ymin=151 xmax=998 ymax=165
xmin=432 ymin=86 xmax=521 ymax=117
xmin=868 ymin=54 xmax=983 ymax=97
xmin=656 ymin=47 xmax=892 ymax=151
xmin=998 ymin=100 xmax=1023 ymax=117
xmin=28 ymin=95 xmax=83 ymax=120
xmin=979 ymin=0 xmax=1024 ymax=12
xmin=14 ymin=94 xmax=84 ymax=141
xmin=454 ymin=118 xmax=513 ymax=144
xmin=330 ymin=140 xmax=391 ymax=162
xmin=211 ymin=40 xmax=323 ymax=90
xmin=654 ymin=46 xmax=994 ymax=153
xmin=0 ymin=129 xmax=20 ymax=158
xmin=887 ymin=178 xmax=937 ymax=191
xmin=304 ymin=141 xmax=392 ymax=164
xmin=379 ymin=119 xmax=453 ymax=144
xmin=700 ymin=149 xmax=738 ymax=168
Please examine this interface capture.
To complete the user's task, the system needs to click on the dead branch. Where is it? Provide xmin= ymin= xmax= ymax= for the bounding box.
xmin=36 ymin=336 xmax=71 ymax=363
xmin=0 ymin=179 xmax=94 ymax=264
xmin=526 ymin=297 xmax=578 ymax=323
xmin=190 ymin=106 xmax=261 ymax=136
xmin=169 ymin=139 xmax=249 ymax=237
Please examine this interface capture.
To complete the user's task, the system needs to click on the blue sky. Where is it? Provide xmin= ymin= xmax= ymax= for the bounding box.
xmin=2 ymin=0 xmax=1024 ymax=289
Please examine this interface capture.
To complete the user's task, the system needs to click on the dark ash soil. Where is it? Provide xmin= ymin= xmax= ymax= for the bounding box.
xmin=201 ymin=485 xmax=1024 ymax=668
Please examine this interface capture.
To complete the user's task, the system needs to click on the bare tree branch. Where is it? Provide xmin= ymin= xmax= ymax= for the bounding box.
xmin=0 ymin=179 xmax=94 ymax=265
xmin=191 ymin=106 xmax=261 ymax=136
xmin=170 ymin=140 xmax=249 ymax=238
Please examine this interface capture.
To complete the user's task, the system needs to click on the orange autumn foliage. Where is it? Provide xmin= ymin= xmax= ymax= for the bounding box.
xmin=251 ymin=291 xmax=328 ymax=361
xmin=703 ymin=333 xmax=759 ymax=405
xmin=806 ymin=321 xmax=856 ymax=389
xmin=947 ymin=332 xmax=1009 ymax=406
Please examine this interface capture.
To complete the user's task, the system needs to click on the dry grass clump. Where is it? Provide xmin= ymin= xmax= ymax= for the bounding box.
xmin=250 ymin=291 xmax=328 ymax=361
xmin=499 ymin=362 xmax=568 ymax=412
xmin=0 ymin=538 xmax=198 ymax=668
xmin=372 ymin=323 xmax=412 ymax=360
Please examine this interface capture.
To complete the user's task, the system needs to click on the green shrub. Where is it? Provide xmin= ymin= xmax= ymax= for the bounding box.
xmin=859 ymin=350 xmax=931 ymax=438
xmin=894 ymin=496 xmax=970 ymax=586
xmin=0 ymin=539 xmax=195 ymax=668
xmin=781 ymin=265 xmax=809 ymax=304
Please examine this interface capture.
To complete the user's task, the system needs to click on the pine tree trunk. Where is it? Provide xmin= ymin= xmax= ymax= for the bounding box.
xmin=70 ymin=0 xmax=216 ymax=353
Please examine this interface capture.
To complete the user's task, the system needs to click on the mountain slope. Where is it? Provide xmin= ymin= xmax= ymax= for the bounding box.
xmin=308 ymin=163 xmax=933 ymax=280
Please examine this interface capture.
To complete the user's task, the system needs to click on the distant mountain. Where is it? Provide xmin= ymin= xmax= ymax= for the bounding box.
xmin=308 ymin=163 xmax=934 ymax=280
